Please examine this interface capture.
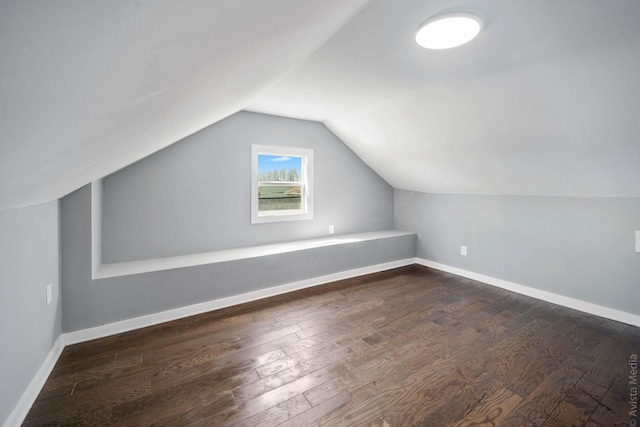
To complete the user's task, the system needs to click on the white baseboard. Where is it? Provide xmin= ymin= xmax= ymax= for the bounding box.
xmin=3 ymin=258 xmax=413 ymax=427
xmin=10 ymin=256 xmax=636 ymax=427
xmin=416 ymin=257 xmax=640 ymax=328
xmin=64 ymin=258 xmax=415 ymax=345
xmin=3 ymin=335 xmax=65 ymax=427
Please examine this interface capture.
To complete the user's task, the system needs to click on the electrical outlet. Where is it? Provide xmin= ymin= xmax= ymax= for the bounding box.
xmin=329 ymin=225 xmax=334 ymax=235
xmin=46 ymin=284 xmax=52 ymax=305
xmin=636 ymin=230 xmax=640 ymax=253
xmin=460 ymin=246 xmax=467 ymax=256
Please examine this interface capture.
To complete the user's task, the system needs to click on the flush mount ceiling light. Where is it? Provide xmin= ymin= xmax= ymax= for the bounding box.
xmin=415 ymin=12 xmax=482 ymax=49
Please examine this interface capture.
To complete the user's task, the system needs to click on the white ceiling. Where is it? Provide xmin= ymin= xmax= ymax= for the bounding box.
xmin=2 ymin=0 xmax=639 ymax=210
xmin=250 ymin=0 xmax=640 ymax=197
xmin=0 ymin=0 xmax=371 ymax=210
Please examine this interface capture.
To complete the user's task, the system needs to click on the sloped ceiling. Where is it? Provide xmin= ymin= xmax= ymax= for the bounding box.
xmin=2 ymin=1 xmax=640 ymax=211
xmin=0 ymin=0 xmax=371 ymax=210
xmin=250 ymin=0 xmax=640 ymax=197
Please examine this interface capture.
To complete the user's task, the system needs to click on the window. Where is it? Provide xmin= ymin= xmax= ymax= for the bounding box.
xmin=251 ymin=145 xmax=313 ymax=223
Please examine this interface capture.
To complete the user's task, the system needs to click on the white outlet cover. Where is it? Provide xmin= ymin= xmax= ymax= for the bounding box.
xmin=460 ymin=246 xmax=467 ymax=256
xmin=46 ymin=284 xmax=52 ymax=305
xmin=636 ymin=230 xmax=640 ymax=252
xmin=329 ymin=225 xmax=334 ymax=234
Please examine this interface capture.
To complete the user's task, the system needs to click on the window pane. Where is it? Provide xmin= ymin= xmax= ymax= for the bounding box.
xmin=258 ymin=185 xmax=302 ymax=211
xmin=257 ymin=155 xmax=302 ymax=182
xmin=251 ymin=145 xmax=313 ymax=224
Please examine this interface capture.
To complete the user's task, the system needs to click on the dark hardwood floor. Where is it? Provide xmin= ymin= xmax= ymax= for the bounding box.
xmin=24 ymin=266 xmax=640 ymax=426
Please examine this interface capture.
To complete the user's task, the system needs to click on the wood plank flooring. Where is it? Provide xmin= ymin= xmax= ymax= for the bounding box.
xmin=24 ymin=266 xmax=640 ymax=426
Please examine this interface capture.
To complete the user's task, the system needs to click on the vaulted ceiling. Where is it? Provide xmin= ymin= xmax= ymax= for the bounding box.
xmin=2 ymin=0 xmax=639 ymax=210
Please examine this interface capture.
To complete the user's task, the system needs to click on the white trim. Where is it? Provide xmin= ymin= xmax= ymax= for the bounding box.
xmin=90 ymin=180 xmax=102 ymax=280
xmin=3 ymin=336 xmax=65 ymax=427
xmin=65 ymin=258 xmax=415 ymax=345
xmin=251 ymin=145 xmax=314 ymax=224
xmin=415 ymin=257 xmax=640 ymax=328
xmin=94 ymin=230 xmax=413 ymax=279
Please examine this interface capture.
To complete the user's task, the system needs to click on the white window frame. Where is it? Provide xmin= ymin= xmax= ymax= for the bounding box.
xmin=251 ymin=145 xmax=314 ymax=224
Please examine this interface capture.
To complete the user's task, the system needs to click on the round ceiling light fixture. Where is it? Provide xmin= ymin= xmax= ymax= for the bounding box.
xmin=415 ymin=12 xmax=483 ymax=49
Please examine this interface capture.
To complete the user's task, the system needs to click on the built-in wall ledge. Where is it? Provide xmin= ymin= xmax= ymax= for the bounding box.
xmin=93 ymin=230 xmax=415 ymax=280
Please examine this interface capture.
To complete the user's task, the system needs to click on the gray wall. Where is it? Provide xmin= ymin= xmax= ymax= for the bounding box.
xmin=61 ymin=112 xmax=402 ymax=332
xmin=394 ymin=189 xmax=640 ymax=315
xmin=102 ymin=111 xmax=393 ymax=263
xmin=62 ymin=185 xmax=413 ymax=331
xmin=0 ymin=201 xmax=61 ymax=426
